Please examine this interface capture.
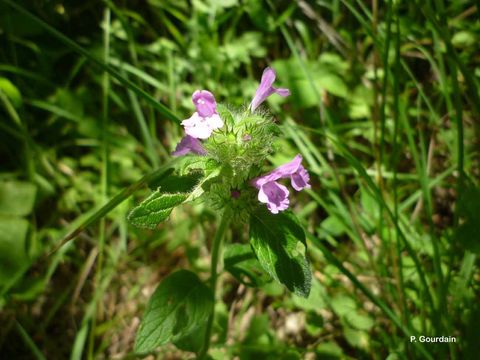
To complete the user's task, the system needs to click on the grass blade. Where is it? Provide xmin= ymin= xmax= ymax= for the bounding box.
xmin=1 ymin=0 xmax=180 ymax=124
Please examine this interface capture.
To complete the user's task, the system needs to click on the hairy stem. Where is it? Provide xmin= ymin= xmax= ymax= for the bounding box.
xmin=199 ymin=208 xmax=232 ymax=358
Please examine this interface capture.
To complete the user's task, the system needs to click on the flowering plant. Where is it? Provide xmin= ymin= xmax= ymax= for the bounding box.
xmin=128 ymin=67 xmax=312 ymax=356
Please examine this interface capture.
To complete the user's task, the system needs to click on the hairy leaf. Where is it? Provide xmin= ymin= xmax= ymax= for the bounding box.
xmin=149 ymin=172 xmax=202 ymax=193
xmin=249 ymin=208 xmax=311 ymax=297
xmin=224 ymin=243 xmax=270 ymax=287
xmin=134 ymin=270 xmax=213 ymax=353
xmin=128 ymin=189 xmax=187 ymax=229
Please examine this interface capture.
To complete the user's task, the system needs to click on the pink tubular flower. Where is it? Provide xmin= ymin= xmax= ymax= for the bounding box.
xmin=251 ymin=154 xmax=310 ymax=214
xmin=258 ymin=181 xmax=290 ymax=214
xmin=172 ymin=135 xmax=207 ymax=156
xmin=181 ymin=90 xmax=224 ymax=139
xmin=249 ymin=67 xmax=291 ymax=112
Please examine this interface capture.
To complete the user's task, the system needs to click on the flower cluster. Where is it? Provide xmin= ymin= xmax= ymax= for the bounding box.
xmin=172 ymin=67 xmax=310 ymax=214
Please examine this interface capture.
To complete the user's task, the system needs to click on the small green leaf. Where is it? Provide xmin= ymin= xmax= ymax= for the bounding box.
xmin=331 ymin=294 xmax=357 ymax=317
xmin=344 ymin=327 xmax=369 ymax=349
xmin=249 ymin=208 xmax=311 ymax=297
xmin=315 ymin=342 xmax=344 ymax=359
xmin=455 ymin=221 xmax=480 ymax=254
xmin=134 ymin=270 xmax=213 ymax=353
xmin=0 ymin=77 xmax=22 ymax=107
xmin=319 ymin=215 xmax=346 ymax=238
xmin=344 ymin=312 xmax=374 ymax=331
xmin=128 ymin=189 xmax=187 ymax=229
xmin=455 ymin=180 xmax=480 ymax=254
xmin=0 ymin=181 xmax=37 ymax=217
xmin=0 ymin=217 xmax=30 ymax=285
xmin=305 ymin=311 xmax=323 ymax=336
xmin=452 ymin=31 xmax=477 ymax=48
xmin=292 ymin=278 xmax=326 ymax=311
xmin=149 ymin=172 xmax=201 ymax=193
xmin=224 ymin=243 xmax=270 ymax=287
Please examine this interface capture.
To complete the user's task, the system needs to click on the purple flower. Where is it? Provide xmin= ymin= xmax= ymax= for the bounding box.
xmin=251 ymin=154 xmax=310 ymax=214
xmin=181 ymin=90 xmax=224 ymax=139
xmin=258 ymin=181 xmax=290 ymax=214
xmin=249 ymin=67 xmax=291 ymax=111
xmin=172 ymin=135 xmax=207 ymax=156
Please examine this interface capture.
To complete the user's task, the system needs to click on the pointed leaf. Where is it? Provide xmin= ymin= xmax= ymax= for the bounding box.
xmin=128 ymin=189 xmax=187 ymax=229
xmin=224 ymin=243 xmax=270 ymax=287
xmin=134 ymin=270 xmax=213 ymax=353
xmin=249 ymin=208 xmax=311 ymax=297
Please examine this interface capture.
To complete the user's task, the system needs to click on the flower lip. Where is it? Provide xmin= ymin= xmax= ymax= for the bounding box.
xmin=181 ymin=90 xmax=224 ymax=139
xmin=172 ymin=135 xmax=207 ymax=156
xmin=192 ymin=90 xmax=217 ymax=117
xmin=251 ymin=154 xmax=310 ymax=214
xmin=291 ymin=167 xmax=310 ymax=191
xmin=258 ymin=181 xmax=290 ymax=214
xmin=249 ymin=67 xmax=291 ymax=111
xmin=251 ymin=154 xmax=304 ymax=188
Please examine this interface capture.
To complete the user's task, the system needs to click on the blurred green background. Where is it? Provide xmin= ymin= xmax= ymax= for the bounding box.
xmin=0 ymin=0 xmax=479 ymax=359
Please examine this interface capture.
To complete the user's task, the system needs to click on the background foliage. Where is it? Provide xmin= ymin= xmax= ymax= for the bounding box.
xmin=0 ymin=0 xmax=479 ymax=359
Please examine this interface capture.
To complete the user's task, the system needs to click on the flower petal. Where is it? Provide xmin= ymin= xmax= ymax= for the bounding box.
xmin=192 ymin=90 xmax=217 ymax=117
xmin=291 ymin=166 xmax=310 ymax=191
xmin=252 ymin=154 xmax=304 ymax=187
xmin=182 ymin=113 xmax=213 ymax=139
xmin=260 ymin=67 xmax=277 ymax=89
xmin=172 ymin=135 xmax=206 ymax=156
xmin=208 ymin=113 xmax=224 ymax=130
xmin=249 ymin=67 xmax=290 ymax=111
xmin=272 ymin=154 xmax=303 ymax=178
xmin=258 ymin=181 xmax=290 ymax=214
xmin=274 ymin=88 xmax=291 ymax=97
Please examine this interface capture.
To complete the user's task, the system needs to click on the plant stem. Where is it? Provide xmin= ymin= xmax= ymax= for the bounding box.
xmin=88 ymin=8 xmax=111 ymax=360
xmin=199 ymin=208 xmax=232 ymax=359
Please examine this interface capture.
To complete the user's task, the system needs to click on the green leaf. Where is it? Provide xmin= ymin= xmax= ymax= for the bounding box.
xmin=344 ymin=312 xmax=374 ymax=331
xmin=319 ymin=215 xmax=346 ymax=238
xmin=0 ymin=217 xmax=30 ymax=286
xmin=344 ymin=326 xmax=369 ymax=349
xmin=272 ymin=58 xmax=348 ymax=108
xmin=249 ymin=208 xmax=311 ymax=297
xmin=452 ymin=31 xmax=477 ymax=48
xmin=315 ymin=342 xmax=344 ymax=359
xmin=292 ymin=278 xmax=326 ymax=311
xmin=0 ymin=77 xmax=22 ymax=107
xmin=455 ymin=180 xmax=480 ymax=254
xmin=149 ymin=172 xmax=201 ymax=193
xmin=305 ymin=311 xmax=323 ymax=336
xmin=134 ymin=270 xmax=213 ymax=353
xmin=331 ymin=294 xmax=357 ymax=317
xmin=455 ymin=221 xmax=480 ymax=254
xmin=224 ymin=243 xmax=270 ymax=287
xmin=0 ymin=181 xmax=37 ymax=217
xmin=127 ymin=189 xmax=187 ymax=229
